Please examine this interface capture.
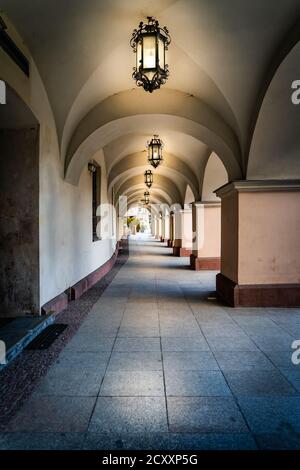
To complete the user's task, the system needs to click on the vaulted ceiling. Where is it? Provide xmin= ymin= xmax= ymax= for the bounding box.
xmin=1 ymin=0 xmax=299 ymax=206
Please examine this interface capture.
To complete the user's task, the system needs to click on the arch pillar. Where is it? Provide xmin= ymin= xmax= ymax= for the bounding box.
xmin=167 ymin=212 xmax=175 ymax=247
xmin=216 ymin=181 xmax=300 ymax=307
xmin=151 ymin=214 xmax=156 ymax=237
xmin=157 ymin=215 xmax=163 ymax=241
xmin=190 ymin=202 xmax=221 ymax=270
xmin=154 ymin=215 xmax=162 ymax=240
xmin=173 ymin=208 xmax=193 ymax=257
xmin=162 ymin=213 xmax=170 ymax=243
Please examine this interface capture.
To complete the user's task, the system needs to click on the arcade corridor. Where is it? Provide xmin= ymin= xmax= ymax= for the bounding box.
xmin=1 ymin=237 xmax=300 ymax=450
xmin=0 ymin=1 xmax=300 ymax=455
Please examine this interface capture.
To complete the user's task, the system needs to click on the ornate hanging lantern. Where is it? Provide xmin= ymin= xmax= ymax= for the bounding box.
xmin=141 ymin=191 xmax=150 ymax=205
xmin=130 ymin=16 xmax=171 ymax=93
xmin=147 ymin=135 xmax=163 ymax=169
xmin=144 ymin=170 xmax=153 ymax=188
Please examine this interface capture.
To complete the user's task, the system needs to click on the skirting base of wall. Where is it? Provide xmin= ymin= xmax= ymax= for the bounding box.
xmin=41 ymin=292 xmax=69 ymax=316
xmin=190 ymin=255 xmax=221 ymax=271
xmin=216 ymin=273 xmax=300 ymax=307
xmin=173 ymin=247 xmax=192 ymax=257
xmin=41 ymin=246 xmax=120 ymax=315
xmin=70 ymin=248 xmax=118 ymax=300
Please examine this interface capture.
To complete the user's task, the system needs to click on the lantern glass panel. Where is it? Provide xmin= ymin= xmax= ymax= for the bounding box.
xmin=158 ymin=36 xmax=165 ymax=69
xmin=137 ymin=41 xmax=142 ymax=69
xmin=143 ymin=35 xmax=156 ymax=69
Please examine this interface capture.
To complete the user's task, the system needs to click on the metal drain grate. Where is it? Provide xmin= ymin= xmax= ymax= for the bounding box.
xmin=25 ymin=324 xmax=68 ymax=350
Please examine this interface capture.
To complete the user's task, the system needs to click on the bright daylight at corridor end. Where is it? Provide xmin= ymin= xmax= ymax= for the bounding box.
xmin=0 ymin=0 xmax=300 ymax=461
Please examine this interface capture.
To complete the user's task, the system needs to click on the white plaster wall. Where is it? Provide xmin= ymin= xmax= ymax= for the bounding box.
xmin=39 ymin=143 xmax=115 ymax=306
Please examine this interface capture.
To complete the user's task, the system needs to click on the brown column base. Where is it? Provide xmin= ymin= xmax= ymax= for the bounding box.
xmin=216 ymin=273 xmax=300 ymax=308
xmin=190 ymin=254 xmax=221 ymax=271
xmin=173 ymin=247 xmax=192 ymax=257
xmin=167 ymin=240 xmax=174 ymax=248
xmin=118 ymin=238 xmax=128 ymax=250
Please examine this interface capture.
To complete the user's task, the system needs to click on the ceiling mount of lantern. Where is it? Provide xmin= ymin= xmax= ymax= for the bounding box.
xmin=147 ymin=135 xmax=164 ymax=169
xmin=130 ymin=16 xmax=171 ymax=93
xmin=144 ymin=170 xmax=153 ymax=188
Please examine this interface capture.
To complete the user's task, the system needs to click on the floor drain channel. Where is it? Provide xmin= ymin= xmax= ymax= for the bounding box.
xmin=25 ymin=324 xmax=68 ymax=350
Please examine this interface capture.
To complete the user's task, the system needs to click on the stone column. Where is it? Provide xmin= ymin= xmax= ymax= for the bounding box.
xmin=161 ymin=215 xmax=166 ymax=242
xmin=216 ymin=181 xmax=300 ymax=307
xmin=190 ymin=202 xmax=221 ymax=270
xmin=167 ymin=212 xmax=174 ymax=247
xmin=173 ymin=208 xmax=193 ymax=257
xmin=151 ymin=215 xmax=156 ymax=236
xmin=158 ymin=215 xmax=163 ymax=241
xmin=163 ymin=213 xmax=170 ymax=243
xmin=154 ymin=216 xmax=161 ymax=239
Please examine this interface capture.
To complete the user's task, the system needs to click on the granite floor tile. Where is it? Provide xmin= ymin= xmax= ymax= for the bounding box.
xmin=167 ymin=397 xmax=248 ymax=433
xmin=108 ymin=351 xmax=162 ymax=371
xmin=100 ymin=371 xmax=165 ymax=396
xmin=238 ymin=397 xmax=300 ymax=434
xmin=89 ymin=397 xmax=168 ymax=433
xmin=7 ymin=396 xmax=96 ymax=433
xmin=163 ymin=351 xmax=219 ymax=371
xmin=161 ymin=336 xmax=209 ymax=352
xmin=165 ymin=370 xmax=232 ymax=397
xmin=224 ymin=370 xmax=297 ymax=396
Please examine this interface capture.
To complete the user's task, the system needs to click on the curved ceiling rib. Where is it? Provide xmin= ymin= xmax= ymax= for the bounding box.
xmin=118 ymin=187 xmax=171 ymax=207
xmin=115 ymin=174 xmax=182 ymax=206
xmin=108 ymin=152 xmax=199 ymax=200
xmin=64 ymin=89 xmax=242 ymax=185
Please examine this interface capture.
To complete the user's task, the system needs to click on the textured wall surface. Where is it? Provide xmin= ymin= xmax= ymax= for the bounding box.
xmin=0 ymin=128 xmax=39 ymax=315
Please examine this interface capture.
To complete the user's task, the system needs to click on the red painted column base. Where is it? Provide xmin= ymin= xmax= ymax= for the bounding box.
xmin=173 ymin=247 xmax=192 ymax=257
xmin=216 ymin=273 xmax=300 ymax=308
xmin=190 ymin=254 xmax=221 ymax=271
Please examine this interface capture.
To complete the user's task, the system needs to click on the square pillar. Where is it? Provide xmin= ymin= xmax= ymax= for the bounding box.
xmin=167 ymin=212 xmax=175 ymax=247
xmin=216 ymin=181 xmax=300 ymax=307
xmin=117 ymin=217 xmax=127 ymax=241
xmin=151 ymin=215 xmax=155 ymax=236
xmin=190 ymin=202 xmax=221 ymax=270
xmin=164 ymin=214 xmax=170 ymax=243
xmin=173 ymin=209 xmax=193 ymax=257
xmin=155 ymin=215 xmax=162 ymax=240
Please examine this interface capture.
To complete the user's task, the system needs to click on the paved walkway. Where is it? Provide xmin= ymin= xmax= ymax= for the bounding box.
xmin=1 ymin=237 xmax=300 ymax=450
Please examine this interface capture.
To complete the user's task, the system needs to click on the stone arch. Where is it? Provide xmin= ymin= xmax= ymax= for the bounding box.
xmin=247 ymin=40 xmax=300 ymax=179
xmin=201 ymin=152 xmax=228 ymax=201
xmin=64 ymin=89 xmax=242 ymax=185
xmin=184 ymin=185 xmax=195 ymax=205
xmin=107 ymin=151 xmax=199 ymax=200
